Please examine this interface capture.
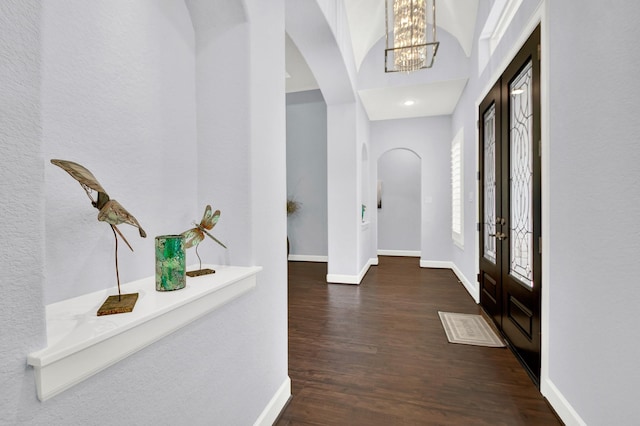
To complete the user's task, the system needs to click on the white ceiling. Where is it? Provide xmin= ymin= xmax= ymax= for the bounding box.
xmin=286 ymin=0 xmax=481 ymax=121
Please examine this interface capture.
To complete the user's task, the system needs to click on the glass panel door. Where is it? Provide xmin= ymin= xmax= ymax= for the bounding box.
xmin=509 ymin=60 xmax=534 ymax=287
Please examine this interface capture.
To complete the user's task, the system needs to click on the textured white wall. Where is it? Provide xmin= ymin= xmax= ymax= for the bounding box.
xmin=357 ymin=99 xmax=376 ymax=269
xmin=246 ymin=0 xmax=289 ymax=418
xmin=327 ymin=102 xmax=359 ymax=276
xmin=371 ymin=116 xmax=452 ymax=263
xmin=286 ymin=90 xmax=328 ymax=257
xmin=42 ymin=0 xmax=198 ymax=304
xmin=0 ymin=1 xmax=47 ymax=423
xmin=190 ymin=0 xmax=251 ymax=267
xmin=1 ymin=0 xmax=288 ymax=424
xmin=547 ymin=2 xmax=640 ymax=423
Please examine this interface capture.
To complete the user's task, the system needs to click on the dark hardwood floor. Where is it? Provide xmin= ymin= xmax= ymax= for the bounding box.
xmin=276 ymin=256 xmax=561 ymax=426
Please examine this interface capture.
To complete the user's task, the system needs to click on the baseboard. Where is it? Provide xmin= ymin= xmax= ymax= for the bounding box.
xmin=420 ymin=260 xmax=453 ymax=269
xmin=420 ymin=260 xmax=478 ymax=303
xmin=541 ymin=377 xmax=586 ymax=426
xmin=378 ymin=250 xmax=421 ymax=257
xmin=287 ymin=254 xmax=328 ymax=262
xmin=326 ymin=258 xmax=375 ymax=285
xmin=451 ymin=263 xmax=479 ymax=303
xmin=253 ymin=376 xmax=291 ymax=426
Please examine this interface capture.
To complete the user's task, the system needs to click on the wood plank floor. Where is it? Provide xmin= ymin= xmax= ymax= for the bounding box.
xmin=276 ymin=256 xmax=561 ymax=425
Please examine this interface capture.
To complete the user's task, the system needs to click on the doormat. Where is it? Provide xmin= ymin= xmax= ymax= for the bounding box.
xmin=438 ymin=311 xmax=506 ymax=347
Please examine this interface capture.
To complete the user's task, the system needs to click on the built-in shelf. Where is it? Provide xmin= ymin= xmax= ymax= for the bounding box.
xmin=27 ymin=264 xmax=261 ymax=401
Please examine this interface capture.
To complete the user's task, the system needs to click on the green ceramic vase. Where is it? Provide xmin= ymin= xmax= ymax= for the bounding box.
xmin=155 ymin=234 xmax=186 ymax=291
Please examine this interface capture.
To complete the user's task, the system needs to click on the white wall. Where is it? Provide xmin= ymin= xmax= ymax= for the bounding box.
xmin=189 ymin=0 xmax=251 ymax=267
xmin=286 ymin=90 xmax=328 ymax=258
xmin=42 ymin=0 xmax=198 ymax=304
xmin=1 ymin=1 xmax=288 ymax=424
xmin=546 ymin=2 xmax=640 ymax=424
xmin=357 ymin=99 xmax=376 ymax=269
xmin=377 ymin=149 xmax=421 ymax=252
xmin=371 ymin=116 xmax=452 ymax=264
xmin=0 ymin=0 xmax=47 ymax=423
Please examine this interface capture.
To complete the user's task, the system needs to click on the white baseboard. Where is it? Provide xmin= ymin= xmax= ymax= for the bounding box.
xmin=420 ymin=260 xmax=453 ymax=269
xmin=541 ymin=377 xmax=586 ymax=426
xmin=326 ymin=258 xmax=376 ymax=285
xmin=451 ymin=263 xmax=479 ymax=303
xmin=287 ymin=254 xmax=328 ymax=262
xmin=378 ymin=250 xmax=421 ymax=257
xmin=420 ymin=260 xmax=478 ymax=303
xmin=253 ymin=376 xmax=291 ymax=426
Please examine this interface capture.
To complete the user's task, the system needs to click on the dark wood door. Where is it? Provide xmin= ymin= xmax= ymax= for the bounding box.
xmin=479 ymin=26 xmax=541 ymax=383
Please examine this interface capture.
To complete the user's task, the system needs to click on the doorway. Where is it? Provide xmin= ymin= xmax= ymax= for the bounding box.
xmin=479 ymin=26 xmax=541 ymax=383
xmin=377 ymin=149 xmax=421 ymax=255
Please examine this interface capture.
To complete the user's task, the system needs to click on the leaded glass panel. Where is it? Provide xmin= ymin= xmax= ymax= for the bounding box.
xmin=483 ymin=104 xmax=496 ymax=264
xmin=509 ymin=61 xmax=534 ymax=287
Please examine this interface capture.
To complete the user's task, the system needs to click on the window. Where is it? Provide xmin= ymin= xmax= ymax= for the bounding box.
xmin=451 ymin=128 xmax=464 ymax=247
xmin=478 ymin=0 xmax=524 ymax=73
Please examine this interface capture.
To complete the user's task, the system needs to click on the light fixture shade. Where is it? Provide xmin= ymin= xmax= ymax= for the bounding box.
xmin=385 ymin=0 xmax=439 ymax=73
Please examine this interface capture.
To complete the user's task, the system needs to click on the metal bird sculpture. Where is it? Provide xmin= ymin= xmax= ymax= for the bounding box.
xmin=51 ymin=159 xmax=147 ymax=313
xmin=50 ymin=159 xmax=146 ymax=251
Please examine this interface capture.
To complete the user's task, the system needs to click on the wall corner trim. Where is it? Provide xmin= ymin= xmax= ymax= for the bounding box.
xmin=541 ymin=377 xmax=587 ymax=426
xmin=254 ymin=376 xmax=292 ymax=426
xmin=326 ymin=258 xmax=376 ymax=285
xmin=28 ymin=265 xmax=261 ymax=401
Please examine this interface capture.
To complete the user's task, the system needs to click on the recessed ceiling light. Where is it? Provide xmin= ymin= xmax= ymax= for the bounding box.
xmin=403 ymin=100 xmax=415 ymax=106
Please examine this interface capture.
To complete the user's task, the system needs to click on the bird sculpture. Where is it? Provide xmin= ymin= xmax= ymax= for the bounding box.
xmin=50 ymin=159 xmax=146 ymax=250
xmin=51 ymin=159 xmax=147 ymax=313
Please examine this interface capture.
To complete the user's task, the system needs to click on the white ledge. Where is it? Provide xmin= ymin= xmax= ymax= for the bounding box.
xmin=28 ymin=264 xmax=261 ymax=401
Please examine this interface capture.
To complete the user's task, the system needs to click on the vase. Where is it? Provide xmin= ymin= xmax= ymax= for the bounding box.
xmin=155 ymin=234 xmax=186 ymax=291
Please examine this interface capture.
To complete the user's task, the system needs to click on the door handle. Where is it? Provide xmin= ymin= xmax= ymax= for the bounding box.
xmin=496 ymin=217 xmax=506 ymax=226
xmin=489 ymin=232 xmax=508 ymax=241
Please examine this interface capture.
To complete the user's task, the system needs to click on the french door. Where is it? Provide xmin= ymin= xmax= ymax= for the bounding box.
xmin=479 ymin=26 xmax=541 ymax=383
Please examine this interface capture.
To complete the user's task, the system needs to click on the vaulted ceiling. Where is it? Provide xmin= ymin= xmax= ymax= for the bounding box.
xmin=286 ymin=0 xmax=482 ymax=120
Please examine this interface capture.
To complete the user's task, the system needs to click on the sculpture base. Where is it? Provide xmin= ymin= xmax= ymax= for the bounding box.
xmin=186 ymin=268 xmax=216 ymax=277
xmin=97 ymin=293 xmax=139 ymax=316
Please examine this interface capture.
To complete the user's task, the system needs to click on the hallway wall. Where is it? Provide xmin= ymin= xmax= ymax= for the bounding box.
xmin=286 ymin=90 xmax=328 ymax=259
xmin=546 ymin=2 xmax=640 ymax=423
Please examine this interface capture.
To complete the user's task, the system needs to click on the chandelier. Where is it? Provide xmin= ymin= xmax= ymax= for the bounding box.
xmin=385 ymin=0 xmax=439 ymax=73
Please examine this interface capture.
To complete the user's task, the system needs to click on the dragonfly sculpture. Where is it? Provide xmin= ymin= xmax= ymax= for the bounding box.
xmin=51 ymin=159 xmax=146 ymax=314
xmin=182 ymin=204 xmax=227 ymax=276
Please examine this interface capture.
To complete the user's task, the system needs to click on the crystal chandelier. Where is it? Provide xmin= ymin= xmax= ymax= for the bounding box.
xmin=385 ymin=0 xmax=439 ymax=73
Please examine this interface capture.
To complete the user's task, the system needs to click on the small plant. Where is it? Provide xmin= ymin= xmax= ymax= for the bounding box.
xmin=287 ymin=198 xmax=302 ymax=216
